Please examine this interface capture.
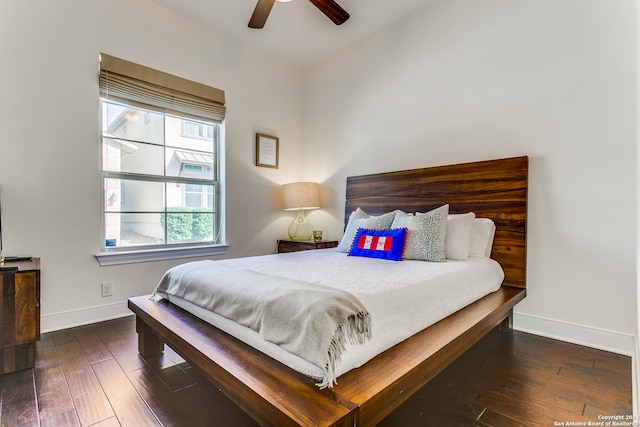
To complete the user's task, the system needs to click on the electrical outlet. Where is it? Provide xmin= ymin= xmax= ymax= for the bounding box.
xmin=101 ymin=281 xmax=113 ymax=297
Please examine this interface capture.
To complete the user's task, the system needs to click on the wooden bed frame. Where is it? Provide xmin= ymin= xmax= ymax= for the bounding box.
xmin=128 ymin=156 xmax=528 ymax=426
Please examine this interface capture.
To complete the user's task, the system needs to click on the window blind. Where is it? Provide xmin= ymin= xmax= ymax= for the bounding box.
xmin=99 ymin=53 xmax=226 ymax=123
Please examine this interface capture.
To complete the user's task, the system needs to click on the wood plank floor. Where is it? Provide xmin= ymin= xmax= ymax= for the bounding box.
xmin=0 ymin=316 xmax=632 ymax=426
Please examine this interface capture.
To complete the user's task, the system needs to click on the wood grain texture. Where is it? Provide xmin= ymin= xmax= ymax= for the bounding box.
xmin=128 ymin=296 xmax=358 ymax=427
xmin=248 ymin=0 xmax=275 ymax=28
xmin=55 ymin=340 xmax=115 ymax=425
xmin=0 ymin=368 xmax=39 ymax=426
xmin=14 ymin=271 xmax=39 ymax=342
xmin=0 ymin=260 xmax=40 ymax=374
xmin=276 ymin=239 xmax=338 ymax=253
xmin=308 ymin=0 xmax=350 ymax=25
xmin=91 ymin=358 xmax=161 ymax=426
xmin=0 ymin=317 xmax=631 ymax=426
xmin=379 ymin=330 xmax=632 ymax=426
xmin=127 ymin=156 xmax=529 ymax=426
xmin=1 ymin=272 xmax=35 ymax=344
xmin=345 ymin=156 xmax=528 ymax=288
xmin=334 ymin=287 xmax=525 ymax=426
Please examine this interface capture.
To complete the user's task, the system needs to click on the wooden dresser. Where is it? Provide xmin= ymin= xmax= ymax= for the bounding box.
xmin=0 ymin=258 xmax=40 ymax=374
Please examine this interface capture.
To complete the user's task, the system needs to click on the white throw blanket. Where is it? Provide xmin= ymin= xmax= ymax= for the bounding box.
xmin=153 ymin=261 xmax=372 ymax=388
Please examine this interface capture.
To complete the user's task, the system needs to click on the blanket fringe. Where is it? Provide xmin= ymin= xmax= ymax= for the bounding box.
xmin=317 ymin=311 xmax=372 ymax=389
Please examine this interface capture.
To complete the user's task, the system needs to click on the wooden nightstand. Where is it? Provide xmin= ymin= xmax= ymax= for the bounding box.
xmin=276 ymin=239 xmax=338 ymax=253
xmin=0 ymin=257 xmax=40 ymax=374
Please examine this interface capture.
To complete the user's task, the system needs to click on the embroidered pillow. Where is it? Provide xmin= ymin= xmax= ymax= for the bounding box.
xmin=348 ymin=228 xmax=408 ymax=261
xmin=392 ymin=204 xmax=449 ymax=261
xmin=337 ymin=209 xmax=398 ymax=252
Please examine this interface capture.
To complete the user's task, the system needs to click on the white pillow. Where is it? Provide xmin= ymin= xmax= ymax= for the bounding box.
xmin=444 ymin=212 xmax=475 ymax=260
xmin=469 ymin=218 xmax=496 ymax=257
xmin=394 ymin=204 xmax=449 ymax=261
xmin=337 ymin=209 xmax=397 ymax=252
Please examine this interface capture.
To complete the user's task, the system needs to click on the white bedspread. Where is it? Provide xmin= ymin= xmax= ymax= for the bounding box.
xmin=163 ymin=248 xmax=504 ymax=383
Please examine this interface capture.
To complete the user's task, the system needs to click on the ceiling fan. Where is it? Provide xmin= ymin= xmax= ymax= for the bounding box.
xmin=248 ymin=0 xmax=350 ymax=29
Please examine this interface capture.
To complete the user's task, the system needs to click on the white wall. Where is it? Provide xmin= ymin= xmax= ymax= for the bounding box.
xmin=302 ymin=0 xmax=637 ymax=354
xmin=0 ymin=0 xmax=304 ymax=331
xmin=636 ymin=0 xmax=640 ymax=413
xmin=0 ymin=0 xmax=636 ymax=357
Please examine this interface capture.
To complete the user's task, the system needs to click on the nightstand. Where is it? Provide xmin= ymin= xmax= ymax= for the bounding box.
xmin=0 ymin=257 xmax=40 ymax=374
xmin=276 ymin=239 xmax=338 ymax=253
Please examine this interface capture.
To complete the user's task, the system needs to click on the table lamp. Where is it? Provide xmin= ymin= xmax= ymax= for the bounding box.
xmin=283 ymin=182 xmax=320 ymax=241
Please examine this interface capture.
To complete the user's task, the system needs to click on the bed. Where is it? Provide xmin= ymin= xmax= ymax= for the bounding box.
xmin=128 ymin=155 xmax=528 ymax=426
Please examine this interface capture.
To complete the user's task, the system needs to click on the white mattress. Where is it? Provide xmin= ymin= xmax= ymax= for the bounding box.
xmin=164 ymin=248 xmax=504 ymax=383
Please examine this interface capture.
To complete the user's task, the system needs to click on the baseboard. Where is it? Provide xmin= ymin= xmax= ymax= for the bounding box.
xmin=44 ymin=305 xmax=636 ymax=353
xmin=513 ymin=312 xmax=636 ymax=357
xmin=514 ymin=312 xmax=638 ymax=415
xmin=41 ymin=300 xmax=133 ymax=333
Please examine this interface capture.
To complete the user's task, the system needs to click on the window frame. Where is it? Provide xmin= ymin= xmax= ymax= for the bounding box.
xmin=96 ymin=54 xmax=227 ymax=265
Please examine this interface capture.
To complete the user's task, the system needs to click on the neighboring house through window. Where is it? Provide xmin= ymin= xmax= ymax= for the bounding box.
xmin=97 ymin=53 xmax=226 ymax=264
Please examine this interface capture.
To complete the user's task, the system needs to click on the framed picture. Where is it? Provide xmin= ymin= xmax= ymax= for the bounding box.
xmin=255 ymin=133 xmax=279 ymax=169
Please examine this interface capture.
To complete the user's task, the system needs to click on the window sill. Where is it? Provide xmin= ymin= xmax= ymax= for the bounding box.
xmin=95 ymin=244 xmax=228 ymax=266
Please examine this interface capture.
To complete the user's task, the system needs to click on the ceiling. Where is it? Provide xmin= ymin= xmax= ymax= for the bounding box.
xmin=146 ymin=0 xmax=429 ymax=68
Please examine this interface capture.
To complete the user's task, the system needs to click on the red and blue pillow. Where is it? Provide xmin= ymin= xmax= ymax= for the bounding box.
xmin=348 ymin=228 xmax=408 ymax=261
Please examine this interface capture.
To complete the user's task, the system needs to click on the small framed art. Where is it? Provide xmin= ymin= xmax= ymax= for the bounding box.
xmin=255 ymin=133 xmax=279 ymax=169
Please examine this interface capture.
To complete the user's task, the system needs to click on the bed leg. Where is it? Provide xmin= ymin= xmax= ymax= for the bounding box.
xmin=499 ymin=309 xmax=514 ymax=332
xmin=136 ymin=316 xmax=164 ymax=357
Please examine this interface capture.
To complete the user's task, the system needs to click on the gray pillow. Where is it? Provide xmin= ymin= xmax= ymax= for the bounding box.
xmin=391 ymin=204 xmax=449 ymax=261
xmin=337 ymin=209 xmax=397 ymax=252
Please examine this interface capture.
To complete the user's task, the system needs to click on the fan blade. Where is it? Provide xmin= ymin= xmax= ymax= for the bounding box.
xmin=308 ymin=0 xmax=350 ymax=25
xmin=248 ymin=0 xmax=276 ymax=29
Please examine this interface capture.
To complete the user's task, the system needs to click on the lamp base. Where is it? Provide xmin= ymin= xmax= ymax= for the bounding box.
xmin=288 ymin=209 xmax=313 ymax=241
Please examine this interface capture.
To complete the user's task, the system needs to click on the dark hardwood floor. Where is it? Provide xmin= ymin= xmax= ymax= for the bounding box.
xmin=0 ymin=316 xmax=632 ymax=426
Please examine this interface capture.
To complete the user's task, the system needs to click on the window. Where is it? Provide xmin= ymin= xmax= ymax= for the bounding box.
xmin=97 ymin=54 xmax=226 ymax=263
xmin=182 ymin=120 xmax=213 ymax=139
xmin=184 ymin=183 xmax=204 ymax=207
xmin=183 ymin=164 xmax=204 ymax=176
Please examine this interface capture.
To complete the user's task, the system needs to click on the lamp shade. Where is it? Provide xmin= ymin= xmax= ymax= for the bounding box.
xmin=283 ymin=182 xmax=320 ymax=211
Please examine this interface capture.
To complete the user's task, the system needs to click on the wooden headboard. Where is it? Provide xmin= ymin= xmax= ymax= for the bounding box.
xmin=345 ymin=156 xmax=528 ymax=289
